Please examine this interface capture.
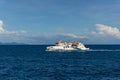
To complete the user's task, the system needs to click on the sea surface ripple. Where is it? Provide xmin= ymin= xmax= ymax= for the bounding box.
xmin=0 ymin=45 xmax=120 ymax=80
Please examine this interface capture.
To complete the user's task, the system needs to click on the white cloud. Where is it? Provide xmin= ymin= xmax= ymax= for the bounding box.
xmin=0 ymin=20 xmax=5 ymax=32
xmin=0 ymin=20 xmax=28 ymax=43
xmin=25 ymin=33 xmax=88 ymax=44
xmin=93 ymin=24 xmax=120 ymax=39
xmin=60 ymin=33 xmax=87 ymax=39
xmin=0 ymin=20 xmax=27 ymax=35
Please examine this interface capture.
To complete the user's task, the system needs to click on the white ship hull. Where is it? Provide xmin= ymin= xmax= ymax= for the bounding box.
xmin=46 ymin=46 xmax=75 ymax=51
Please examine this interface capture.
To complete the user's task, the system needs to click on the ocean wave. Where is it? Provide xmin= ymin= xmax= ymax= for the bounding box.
xmin=88 ymin=49 xmax=120 ymax=52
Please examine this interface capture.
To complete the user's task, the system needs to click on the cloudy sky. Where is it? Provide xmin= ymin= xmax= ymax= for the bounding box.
xmin=0 ymin=0 xmax=120 ymax=44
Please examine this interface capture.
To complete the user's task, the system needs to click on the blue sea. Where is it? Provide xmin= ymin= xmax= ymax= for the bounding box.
xmin=0 ymin=45 xmax=120 ymax=80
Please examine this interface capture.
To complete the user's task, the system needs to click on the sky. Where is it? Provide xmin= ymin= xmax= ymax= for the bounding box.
xmin=0 ymin=0 xmax=120 ymax=44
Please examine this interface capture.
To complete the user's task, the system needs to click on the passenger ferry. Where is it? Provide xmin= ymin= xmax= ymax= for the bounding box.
xmin=46 ymin=41 xmax=90 ymax=51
